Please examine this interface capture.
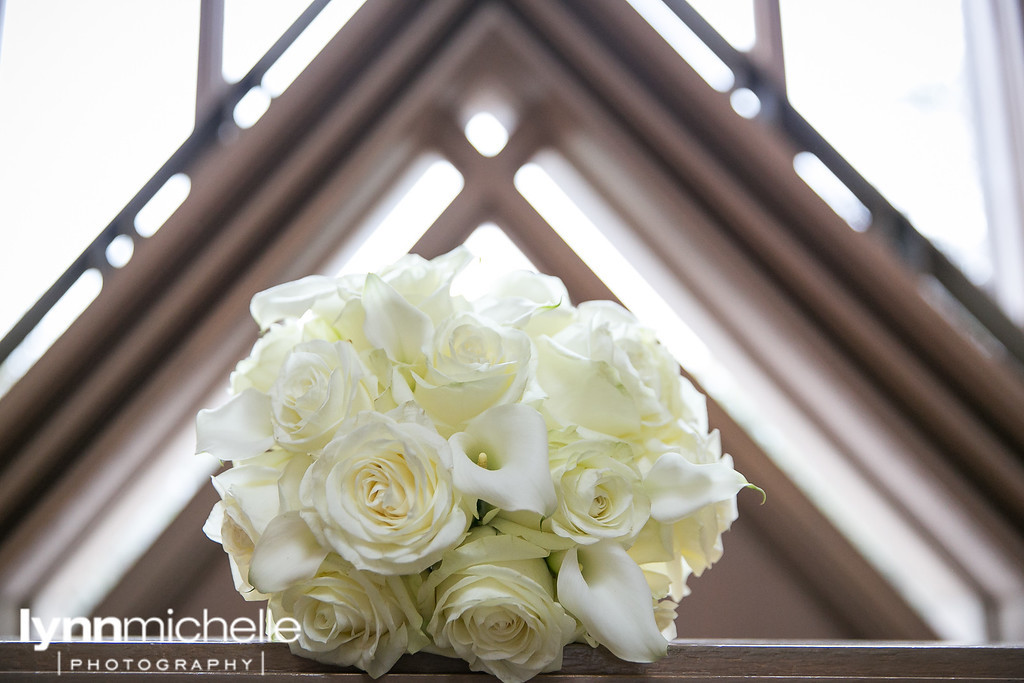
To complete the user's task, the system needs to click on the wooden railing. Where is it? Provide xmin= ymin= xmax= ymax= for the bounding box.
xmin=2 ymin=641 xmax=1022 ymax=680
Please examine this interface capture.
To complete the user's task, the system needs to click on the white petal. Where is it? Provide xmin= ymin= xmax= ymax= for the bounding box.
xmin=214 ymin=464 xmax=285 ymax=534
xmin=248 ymin=511 xmax=327 ymax=593
xmin=489 ymin=513 xmax=576 ymax=552
xmin=250 ymin=275 xmax=338 ymax=329
xmin=535 ymin=337 xmax=640 ymax=438
xmin=196 ymin=389 xmax=275 ymax=462
xmin=277 ymin=454 xmax=313 ymax=512
xmin=362 ymin=274 xmax=432 ymax=364
xmin=645 ymin=451 xmax=747 ymax=524
xmin=450 ymin=404 xmax=556 ymax=516
xmin=202 ymin=501 xmax=226 ymax=543
xmin=556 ymin=542 xmax=667 ymax=662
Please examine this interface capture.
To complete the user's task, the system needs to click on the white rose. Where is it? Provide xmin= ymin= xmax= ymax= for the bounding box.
xmin=546 ymin=439 xmax=650 ymax=545
xmin=669 ymin=487 xmax=739 ymax=577
xmin=204 ymin=500 xmax=263 ymax=600
xmin=269 ymin=555 xmax=427 ymax=678
xmin=299 ymin=410 xmax=471 ymax=574
xmin=203 ymin=452 xmax=291 ymax=599
xmin=535 ymin=301 xmax=696 ymax=446
xmin=628 ymin=519 xmax=692 ymax=604
xmin=231 ymin=322 xmax=304 ymax=395
xmin=623 ymin=492 xmax=738 ymax=607
xmin=630 ymin=544 xmax=684 ymax=640
xmin=413 ymin=313 xmax=533 ymax=432
xmin=270 ymin=339 xmax=374 ymax=453
xmin=580 ymin=302 xmax=701 ymax=425
xmin=652 ymin=597 xmax=679 ymax=641
xmin=377 ymin=247 xmax=472 ymax=325
xmin=231 ymin=317 xmax=342 ymax=395
xmin=421 ymin=529 xmax=576 ymax=683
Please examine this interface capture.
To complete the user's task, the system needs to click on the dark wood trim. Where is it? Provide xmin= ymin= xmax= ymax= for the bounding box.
xmin=1 ymin=641 xmax=1021 ymax=681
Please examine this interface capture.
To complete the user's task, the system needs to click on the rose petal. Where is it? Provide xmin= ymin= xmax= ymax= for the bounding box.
xmin=248 ymin=511 xmax=328 ymax=593
xmin=250 ymin=275 xmax=338 ymax=329
xmin=362 ymin=273 xmax=432 ymax=365
xmin=645 ymin=451 xmax=747 ymax=524
xmin=535 ymin=337 xmax=641 ymax=438
xmin=202 ymin=501 xmax=226 ymax=543
xmin=556 ymin=541 xmax=668 ymax=663
xmin=450 ymin=404 xmax=556 ymax=516
xmin=196 ymin=389 xmax=275 ymax=462
xmin=214 ymin=463 xmax=287 ymax=535
xmin=413 ymin=373 xmax=516 ymax=432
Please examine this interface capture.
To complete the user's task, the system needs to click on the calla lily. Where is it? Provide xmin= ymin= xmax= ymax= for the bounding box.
xmin=556 ymin=541 xmax=668 ymax=663
xmin=450 ymin=404 xmax=557 ymax=516
xmin=644 ymin=451 xmax=748 ymax=524
xmin=362 ymin=273 xmax=432 ymax=365
xmin=248 ymin=511 xmax=328 ymax=594
xmin=195 ymin=389 xmax=275 ymax=462
xmin=250 ymin=275 xmax=338 ymax=330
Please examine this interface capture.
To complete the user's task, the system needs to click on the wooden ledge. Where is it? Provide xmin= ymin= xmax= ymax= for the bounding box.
xmin=1 ymin=640 xmax=1022 ymax=680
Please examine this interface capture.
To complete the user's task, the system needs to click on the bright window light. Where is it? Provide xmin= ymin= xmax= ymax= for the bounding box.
xmin=686 ymin=0 xmax=756 ymax=51
xmin=464 ymin=112 xmax=510 ymax=157
xmin=793 ymin=151 xmax=872 ymax=230
xmin=452 ymin=223 xmax=539 ymax=298
xmin=0 ymin=0 xmax=198 ymax=349
xmin=224 ymin=0 xmax=366 ymax=95
xmin=223 ymin=0 xmax=310 ymax=83
xmin=0 ymin=269 xmax=103 ymax=400
xmin=463 ymin=223 xmax=536 ymax=272
xmin=233 ymin=85 xmax=273 ymax=129
xmin=730 ymin=87 xmax=762 ymax=119
xmin=105 ymin=234 xmax=135 ymax=269
xmin=625 ymin=0 xmax=735 ymax=91
xmin=262 ymin=0 xmax=367 ymax=96
xmin=335 ymin=157 xmax=464 ymax=276
xmin=781 ymin=0 xmax=990 ymax=281
xmin=134 ymin=173 xmax=192 ymax=238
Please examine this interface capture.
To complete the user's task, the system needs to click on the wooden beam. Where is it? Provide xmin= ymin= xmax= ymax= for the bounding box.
xmin=1 ymin=641 xmax=1021 ymax=680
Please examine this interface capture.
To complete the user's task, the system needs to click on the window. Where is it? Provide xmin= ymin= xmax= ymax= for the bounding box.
xmin=629 ymin=0 xmax=1024 ymax=354
xmin=0 ymin=0 xmax=200 ymax=394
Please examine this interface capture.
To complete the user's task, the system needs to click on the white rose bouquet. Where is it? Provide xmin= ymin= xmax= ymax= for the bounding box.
xmin=197 ymin=247 xmax=754 ymax=683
